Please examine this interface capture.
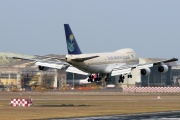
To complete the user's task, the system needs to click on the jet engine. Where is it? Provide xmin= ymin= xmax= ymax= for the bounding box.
xmin=158 ymin=65 xmax=168 ymax=73
xmin=141 ymin=68 xmax=151 ymax=76
xmin=38 ymin=66 xmax=49 ymax=71
xmin=65 ymin=55 xmax=71 ymax=63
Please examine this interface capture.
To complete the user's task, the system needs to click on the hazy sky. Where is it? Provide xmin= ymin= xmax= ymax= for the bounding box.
xmin=0 ymin=0 xmax=180 ymax=60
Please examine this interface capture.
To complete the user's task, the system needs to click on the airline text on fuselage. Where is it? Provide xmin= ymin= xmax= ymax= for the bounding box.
xmin=107 ymin=55 xmax=130 ymax=60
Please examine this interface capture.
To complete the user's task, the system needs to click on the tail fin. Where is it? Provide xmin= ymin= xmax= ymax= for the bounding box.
xmin=64 ymin=24 xmax=82 ymax=54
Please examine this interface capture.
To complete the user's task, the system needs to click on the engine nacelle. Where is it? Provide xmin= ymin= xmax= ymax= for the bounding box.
xmin=38 ymin=66 xmax=49 ymax=71
xmin=158 ymin=65 xmax=168 ymax=73
xmin=141 ymin=68 xmax=151 ymax=76
xmin=65 ymin=55 xmax=72 ymax=63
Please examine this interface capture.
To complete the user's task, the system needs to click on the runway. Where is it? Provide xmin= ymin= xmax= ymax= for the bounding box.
xmin=52 ymin=111 xmax=180 ymax=120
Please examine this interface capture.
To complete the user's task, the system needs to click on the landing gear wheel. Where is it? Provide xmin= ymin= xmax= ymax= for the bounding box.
xmin=105 ymin=78 xmax=112 ymax=82
xmin=118 ymin=80 xmax=121 ymax=83
xmin=118 ymin=74 xmax=125 ymax=83
xmin=128 ymin=74 xmax=132 ymax=78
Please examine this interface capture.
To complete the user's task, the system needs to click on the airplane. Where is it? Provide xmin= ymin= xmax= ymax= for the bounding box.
xmin=13 ymin=24 xmax=178 ymax=83
xmin=106 ymin=84 xmax=116 ymax=89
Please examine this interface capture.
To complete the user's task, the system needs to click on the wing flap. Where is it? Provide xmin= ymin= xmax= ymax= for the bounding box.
xmin=111 ymin=68 xmax=131 ymax=76
xmin=66 ymin=66 xmax=89 ymax=75
xmin=136 ymin=63 xmax=153 ymax=69
xmin=35 ymin=61 xmax=67 ymax=69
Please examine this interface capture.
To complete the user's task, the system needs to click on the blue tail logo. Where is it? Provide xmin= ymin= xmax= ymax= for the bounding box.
xmin=64 ymin=24 xmax=82 ymax=54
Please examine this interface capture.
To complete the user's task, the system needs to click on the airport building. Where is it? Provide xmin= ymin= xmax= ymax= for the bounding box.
xmin=0 ymin=52 xmax=179 ymax=91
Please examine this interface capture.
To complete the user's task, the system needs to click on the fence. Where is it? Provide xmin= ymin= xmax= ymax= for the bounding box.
xmin=123 ymin=87 xmax=180 ymax=93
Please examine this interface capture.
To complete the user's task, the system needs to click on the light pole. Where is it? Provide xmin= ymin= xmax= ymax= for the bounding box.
xmin=161 ymin=73 xmax=162 ymax=86
xmin=127 ymin=75 xmax=129 ymax=87
xmin=73 ymin=73 xmax=74 ymax=89
xmin=148 ymin=75 xmax=149 ymax=87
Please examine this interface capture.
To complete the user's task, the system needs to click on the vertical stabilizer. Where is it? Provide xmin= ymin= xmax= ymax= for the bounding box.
xmin=64 ymin=24 xmax=82 ymax=54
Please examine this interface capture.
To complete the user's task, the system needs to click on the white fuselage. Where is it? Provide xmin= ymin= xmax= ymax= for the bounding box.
xmin=66 ymin=48 xmax=139 ymax=74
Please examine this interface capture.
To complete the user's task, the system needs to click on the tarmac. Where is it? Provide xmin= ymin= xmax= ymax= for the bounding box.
xmin=1 ymin=90 xmax=180 ymax=119
xmin=52 ymin=111 xmax=180 ymax=120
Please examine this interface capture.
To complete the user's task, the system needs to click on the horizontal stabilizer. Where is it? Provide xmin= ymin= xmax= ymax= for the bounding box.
xmin=71 ymin=56 xmax=99 ymax=62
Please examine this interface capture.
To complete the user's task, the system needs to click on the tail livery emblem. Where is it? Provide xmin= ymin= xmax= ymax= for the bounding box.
xmin=67 ymin=34 xmax=75 ymax=52
xmin=64 ymin=24 xmax=82 ymax=54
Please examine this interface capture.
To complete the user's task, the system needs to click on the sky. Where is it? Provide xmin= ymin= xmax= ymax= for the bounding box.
xmin=0 ymin=0 xmax=180 ymax=60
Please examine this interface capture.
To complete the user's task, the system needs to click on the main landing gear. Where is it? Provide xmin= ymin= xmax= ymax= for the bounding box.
xmin=88 ymin=74 xmax=101 ymax=82
xmin=127 ymin=74 xmax=132 ymax=78
xmin=118 ymin=74 xmax=133 ymax=83
xmin=87 ymin=73 xmax=112 ymax=83
xmin=105 ymin=74 xmax=112 ymax=82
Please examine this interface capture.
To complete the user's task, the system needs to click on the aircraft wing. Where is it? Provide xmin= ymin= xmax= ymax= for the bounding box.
xmin=111 ymin=58 xmax=178 ymax=76
xmin=12 ymin=56 xmax=40 ymax=61
xmin=152 ymin=58 xmax=178 ymax=65
xmin=13 ymin=55 xmax=99 ymax=62
xmin=13 ymin=56 xmax=69 ymax=69
xmin=33 ymin=55 xmax=99 ymax=62
xmin=33 ymin=55 xmax=66 ymax=62
xmin=13 ymin=56 xmax=89 ymax=75
xmin=34 ymin=55 xmax=99 ymax=62
xmin=36 ymin=61 xmax=88 ymax=75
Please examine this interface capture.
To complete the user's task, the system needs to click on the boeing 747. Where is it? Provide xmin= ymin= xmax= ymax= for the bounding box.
xmin=13 ymin=24 xmax=178 ymax=83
